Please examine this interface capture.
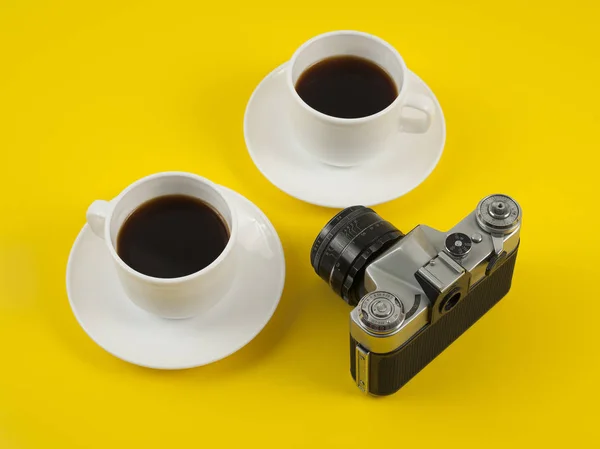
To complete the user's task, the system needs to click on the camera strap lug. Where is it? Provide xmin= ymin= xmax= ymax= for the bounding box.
xmin=355 ymin=345 xmax=370 ymax=394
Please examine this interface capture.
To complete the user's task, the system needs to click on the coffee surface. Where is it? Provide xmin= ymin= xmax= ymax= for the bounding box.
xmin=117 ymin=195 xmax=229 ymax=278
xmin=295 ymin=56 xmax=398 ymax=119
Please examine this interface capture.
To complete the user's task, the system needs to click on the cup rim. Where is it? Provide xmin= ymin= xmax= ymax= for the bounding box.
xmin=102 ymin=171 xmax=238 ymax=285
xmin=287 ymin=30 xmax=408 ymax=125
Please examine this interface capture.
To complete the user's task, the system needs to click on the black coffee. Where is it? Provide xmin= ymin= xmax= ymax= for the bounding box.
xmin=295 ymin=56 xmax=398 ymax=119
xmin=117 ymin=195 xmax=229 ymax=279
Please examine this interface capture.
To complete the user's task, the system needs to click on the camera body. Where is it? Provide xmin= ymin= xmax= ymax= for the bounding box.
xmin=311 ymin=195 xmax=521 ymax=396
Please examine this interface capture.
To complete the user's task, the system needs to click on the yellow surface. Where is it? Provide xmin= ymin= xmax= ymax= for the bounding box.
xmin=1 ymin=1 xmax=598 ymax=447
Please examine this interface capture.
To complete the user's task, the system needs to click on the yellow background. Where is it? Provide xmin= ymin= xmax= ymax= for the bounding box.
xmin=1 ymin=1 xmax=598 ymax=447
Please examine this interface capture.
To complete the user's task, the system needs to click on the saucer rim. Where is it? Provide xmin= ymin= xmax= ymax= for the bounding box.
xmin=243 ymin=62 xmax=446 ymax=208
xmin=65 ymin=187 xmax=286 ymax=370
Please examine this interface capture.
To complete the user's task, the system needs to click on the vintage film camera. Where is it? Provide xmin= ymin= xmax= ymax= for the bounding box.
xmin=311 ymin=195 xmax=521 ymax=395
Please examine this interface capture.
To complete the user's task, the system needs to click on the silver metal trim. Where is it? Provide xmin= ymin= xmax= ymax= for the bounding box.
xmin=438 ymin=251 xmax=465 ymax=273
xmin=355 ymin=345 xmax=369 ymax=394
xmin=491 ymin=234 xmax=505 ymax=255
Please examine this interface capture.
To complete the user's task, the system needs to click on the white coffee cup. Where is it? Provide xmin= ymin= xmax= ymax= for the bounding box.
xmin=86 ymin=172 xmax=238 ymax=319
xmin=287 ymin=30 xmax=435 ymax=167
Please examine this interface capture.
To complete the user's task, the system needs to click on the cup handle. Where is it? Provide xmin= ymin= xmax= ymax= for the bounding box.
xmin=399 ymin=92 xmax=435 ymax=134
xmin=86 ymin=200 xmax=111 ymax=240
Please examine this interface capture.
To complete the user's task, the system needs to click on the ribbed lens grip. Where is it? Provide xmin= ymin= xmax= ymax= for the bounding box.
xmin=311 ymin=207 xmax=404 ymax=304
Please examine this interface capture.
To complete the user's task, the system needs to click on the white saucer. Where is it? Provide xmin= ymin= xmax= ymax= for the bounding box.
xmin=244 ymin=63 xmax=446 ymax=208
xmin=66 ymin=187 xmax=285 ymax=369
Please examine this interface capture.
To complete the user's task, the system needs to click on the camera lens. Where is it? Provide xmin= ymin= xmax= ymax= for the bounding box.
xmin=311 ymin=206 xmax=404 ymax=305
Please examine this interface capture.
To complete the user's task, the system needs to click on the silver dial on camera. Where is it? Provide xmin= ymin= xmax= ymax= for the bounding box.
xmin=358 ymin=291 xmax=405 ymax=334
xmin=476 ymin=194 xmax=521 ymax=234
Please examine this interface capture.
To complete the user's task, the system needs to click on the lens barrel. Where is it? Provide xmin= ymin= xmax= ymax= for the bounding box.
xmin=311 ymin=206 xmax=403 ymax=305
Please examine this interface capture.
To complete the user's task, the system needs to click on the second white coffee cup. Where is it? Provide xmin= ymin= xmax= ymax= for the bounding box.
xmin=287 ymin=30 xmax=435 ymax=167
xmin=86 ymin=172 xmax=238 ymax=319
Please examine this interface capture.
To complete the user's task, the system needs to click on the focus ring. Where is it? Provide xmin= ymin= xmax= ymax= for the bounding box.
xmin=329 ymin=221 xmax=399 ymax=298
xmin=322 ymin=216 xmax=394 ymax=291
xmin=311 ymin=206 xmax=404 ymax=305
xmin=311 ymin=206 xmax=371 ymax=280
